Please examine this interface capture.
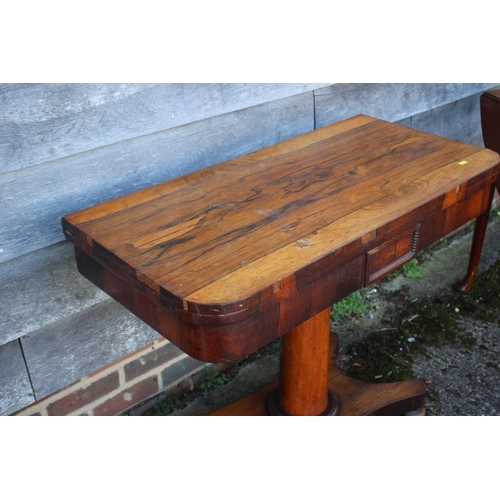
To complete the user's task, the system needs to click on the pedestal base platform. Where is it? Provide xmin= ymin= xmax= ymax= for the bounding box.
xmin=205 ymin=333 xmax=427 ymax=416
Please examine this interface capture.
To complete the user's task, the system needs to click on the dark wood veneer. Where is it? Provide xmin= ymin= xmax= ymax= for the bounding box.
xmin=481 ymin=89 xmax=500 ymax=197
xmin=63 ymin=114 xmax=500 ymax=415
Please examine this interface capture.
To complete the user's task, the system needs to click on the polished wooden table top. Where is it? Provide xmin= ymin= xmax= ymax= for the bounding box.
xmin=63 ymin=114 xmax=500 ymax=362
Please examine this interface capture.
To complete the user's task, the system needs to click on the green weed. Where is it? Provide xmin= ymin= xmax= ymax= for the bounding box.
xmin=402 ymin=259 xmax=424 ymax=279
xmin=331 ymin=288 xmax=375 ymax=322
xmin=144 ymin=395 xmax=183 ymax=416
xmin=199 ymin=367 xmax=229 ymax=390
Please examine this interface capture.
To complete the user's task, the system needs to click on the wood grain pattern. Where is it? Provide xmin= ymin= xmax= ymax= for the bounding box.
xmin=0 ymin=83 xmax=326 ymax=175
xmin=0 ymin=241 xmax=107 ymax=346
xmin=20 ymin=296 xmax=161 ymax=399
xmin=276 ymin=307 xmax=333 ymax=415
xmin=63 ymin=115 xmax=500 ymax=362
xmin=64 ymin=115 xmax=499 ymax=304
xmin=0 ymin=340 xmax=36 ymax=415
xmin=314 ymin=83 xmax=498 ymax=129
xmin=1 ymin=92 xmax=313 ymax=264
xmin=411 ymin=93 xmax=484 ymax=147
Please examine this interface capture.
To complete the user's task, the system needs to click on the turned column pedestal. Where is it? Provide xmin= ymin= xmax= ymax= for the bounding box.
xmin=266 ymin=308 xmax=339 ymax=416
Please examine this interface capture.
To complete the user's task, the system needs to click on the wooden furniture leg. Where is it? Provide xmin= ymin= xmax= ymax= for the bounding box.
xmin=454 ymin=184 xmax=496 ymax=293
xmin=266 ymin=308 xmax=339 ymax=416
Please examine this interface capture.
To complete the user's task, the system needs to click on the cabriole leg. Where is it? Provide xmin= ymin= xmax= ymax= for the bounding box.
xmin=454 ymin=184 xmax=496 ymax=293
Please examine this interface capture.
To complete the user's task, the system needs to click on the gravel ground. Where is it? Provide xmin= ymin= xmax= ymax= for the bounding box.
xmin=412 ymin=318 xmax=500 ymax=416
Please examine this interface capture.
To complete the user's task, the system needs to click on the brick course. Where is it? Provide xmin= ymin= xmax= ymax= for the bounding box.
xmin=46 ymin=371 xmax=120 ymax=416
xmin=161 ymin=355 xmax=205 ymax=388
xmin=92 ymin=376 xmax=160 ymax=416
xmin=124 ymin=342 xmax=180 ymax=382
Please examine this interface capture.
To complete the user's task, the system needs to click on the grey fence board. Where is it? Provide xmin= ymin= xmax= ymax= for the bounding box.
xmin=411 ymin=93 xmax=484 ymax=147
xmin=0 ymin=240 xmax=107 ymax=346
xmin=0 ymin=340 xmax=35 ymax=415
xmin=21 ymin=299 xmax=162 ymax=400
xmin=0 ymin=83 xmax=327 ymax=175
xmin=0 ymin=92 xmax=314 ymax=264
xmin=314 ymin=83 xmax=498 ymax=129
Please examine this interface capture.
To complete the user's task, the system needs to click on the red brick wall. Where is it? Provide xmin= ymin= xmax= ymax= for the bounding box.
xmin=13 ymin=338 xmax=210 ymax=416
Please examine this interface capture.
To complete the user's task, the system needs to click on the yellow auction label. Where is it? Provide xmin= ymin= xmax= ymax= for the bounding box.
xmin=458 ymin=160 xmax=468 ymax=165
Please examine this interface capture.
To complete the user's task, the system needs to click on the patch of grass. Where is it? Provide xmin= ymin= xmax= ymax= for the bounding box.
xmin=331 ymin=292 xmax=365 ymax=321
xmin=144 ymin=395 xmax=184 ymax=416
xmin=331 ymin=287 xmax=375 ymax=322
xmin=385 ymin=258 xmax=424 ymax=281
xmin=199 ymin=367 xmax=229 ymax=390
xmin=144 ymin=367 xmax=232 ymax=416
xmin=402 ymin=259 xmax=424 ymax=279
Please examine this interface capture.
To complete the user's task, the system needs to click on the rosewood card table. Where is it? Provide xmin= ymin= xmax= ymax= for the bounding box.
xmin=62 ymin=115 xmax=500 ymax=416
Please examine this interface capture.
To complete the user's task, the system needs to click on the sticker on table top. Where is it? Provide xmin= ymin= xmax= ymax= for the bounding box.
xmin=458 ymin=160 xmax=468 ymax=165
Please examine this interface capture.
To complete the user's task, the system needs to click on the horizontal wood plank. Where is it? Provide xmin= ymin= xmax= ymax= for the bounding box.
xmin=21 ymin=299 xmax=161 ymax=399
xmin=0 ymin=83 xmax=326 ymax=175
xmin=0 ymin=241 xmax=107 ymax=345
xmin=0 ymin=92 xmax=314 ymax=264
xmin=314 ymin=83 xmax=498 ymax=129
xmin=411 ymin=93 xmax=483 ymax=146
xmin=0 ymin=340 xmax=35 ymax=415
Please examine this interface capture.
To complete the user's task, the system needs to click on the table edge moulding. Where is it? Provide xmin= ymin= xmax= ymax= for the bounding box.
xmin=62 ymin=114 xmax=500 ymax=416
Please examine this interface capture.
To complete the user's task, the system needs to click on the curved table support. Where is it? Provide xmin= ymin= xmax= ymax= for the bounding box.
xmin=266 ymin=308 xmax=339 ymax=416
xmin=454 ymin=184 xmax=496 ymax=293
xmin=456 ymin=89 xmax=500 ymax=294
